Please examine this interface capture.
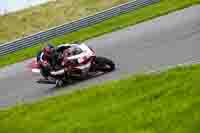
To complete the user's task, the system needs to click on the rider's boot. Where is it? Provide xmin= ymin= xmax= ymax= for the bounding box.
xmin=55 ymin=79 xmax=64 ymax=87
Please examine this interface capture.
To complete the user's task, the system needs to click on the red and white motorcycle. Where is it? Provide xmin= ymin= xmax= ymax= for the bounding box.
xmin=31 ymin=43 xmax=115 ymax=87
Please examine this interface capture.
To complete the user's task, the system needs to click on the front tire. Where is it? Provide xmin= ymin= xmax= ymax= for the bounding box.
xmin=94 ymin=56 xmax=115 ymax=72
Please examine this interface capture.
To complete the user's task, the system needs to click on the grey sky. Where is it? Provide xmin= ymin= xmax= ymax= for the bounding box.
xmin=0 ymin=0 xmax=51 ymax=15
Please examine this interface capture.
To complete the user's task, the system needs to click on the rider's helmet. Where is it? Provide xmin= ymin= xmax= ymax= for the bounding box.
xmin=43 ymin=44 xmax=55 ymax=59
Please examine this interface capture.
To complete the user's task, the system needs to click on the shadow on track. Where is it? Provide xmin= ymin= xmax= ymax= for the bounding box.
xmin=36 ymin=72 xmax=112 ymax=94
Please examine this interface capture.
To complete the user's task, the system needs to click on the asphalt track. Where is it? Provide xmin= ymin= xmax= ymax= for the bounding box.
xmin=0 ymin=5 xmax=200 ymax=108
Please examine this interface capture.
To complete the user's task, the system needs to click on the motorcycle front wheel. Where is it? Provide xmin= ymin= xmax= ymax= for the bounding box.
xmin=94 ymin=56 xmax=115 ymax=72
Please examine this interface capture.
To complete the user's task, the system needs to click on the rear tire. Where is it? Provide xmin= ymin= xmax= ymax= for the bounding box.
xmin=40 ymin=64 xmax=51 ymax=78
xmin=94 ymin=56 xmax=115 ymax=72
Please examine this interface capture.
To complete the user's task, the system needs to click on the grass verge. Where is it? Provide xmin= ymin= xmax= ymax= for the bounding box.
xmin=0 ymin=0 xmax=129 ymax=43
xmin=0 ymin=0 xmax=200 ymax=68
xmin=1 ymin=64 xmax=200 ymax=132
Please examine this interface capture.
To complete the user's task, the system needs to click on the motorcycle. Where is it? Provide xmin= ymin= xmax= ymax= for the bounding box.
xmin=31 ymin=43 xmax=115 ymax=87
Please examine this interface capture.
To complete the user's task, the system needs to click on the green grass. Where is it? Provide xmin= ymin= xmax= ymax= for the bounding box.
xmin=0 ymin=0 xmax=200 ymax=68
xmin=1 ymin=64 xmax=200 ymax=133
xmin=0 ymin=0 xmax=129 ymax=43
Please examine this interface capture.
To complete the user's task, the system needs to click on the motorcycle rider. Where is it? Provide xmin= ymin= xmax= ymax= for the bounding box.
xmin=38 ymin=43 xmax=95 ymax=85
xmin=50 ymin=44 xmax=94 ymax=82
xmin=38 ymin=43 xmax=62 ymax=79
xmin=50 ymin=47 xmax=76 ymax=81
